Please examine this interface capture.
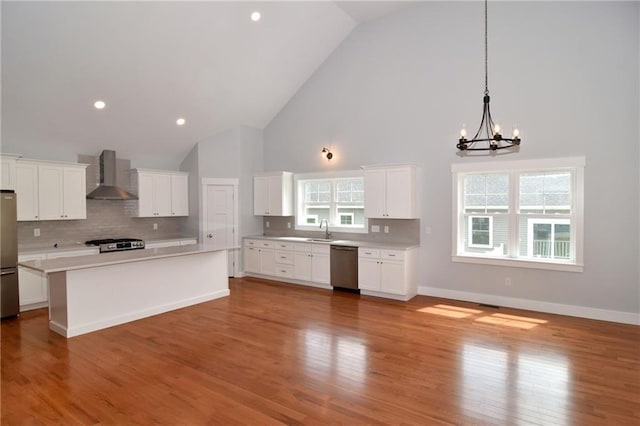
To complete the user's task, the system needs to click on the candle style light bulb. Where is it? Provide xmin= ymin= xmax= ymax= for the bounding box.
xmin=494 ymin=123 xmax=501 ymax=135
xmin=460 ymin=126 xmax=467 ymax=139
xmin=512 ymin=127 xmax=520 ymax=138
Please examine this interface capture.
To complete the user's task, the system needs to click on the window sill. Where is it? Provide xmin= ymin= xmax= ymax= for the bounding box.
xmin=452 ymin=254 xmax=583 ymax=273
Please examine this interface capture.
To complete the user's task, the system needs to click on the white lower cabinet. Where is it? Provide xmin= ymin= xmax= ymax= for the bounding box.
xmin=244 ymin=239 xmax=330 ymax=287
xmin=293 ymin=243 xmax=330 ymax=285
xmin=18 ymin=253 xmax=47 ymax=311
xmin=244 ymin=239 xmax=275 ymax=276
xmin=358 ymin=247 xmax=418 ymax=301
xmin=18 ymin=248 xmax=99 ymax=311
xmin=274 ymin=242 xmax=294 ymax=279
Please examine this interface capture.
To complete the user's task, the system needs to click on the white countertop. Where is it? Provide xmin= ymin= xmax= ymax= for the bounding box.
xmin=19 ymin=244 xmax=238 ymax=274
xmin=245 ymin=235 xmax=419 ymax=250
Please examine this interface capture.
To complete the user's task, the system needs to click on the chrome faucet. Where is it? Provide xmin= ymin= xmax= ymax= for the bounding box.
xmin=319 ymin=219 xmax=332 ymax=239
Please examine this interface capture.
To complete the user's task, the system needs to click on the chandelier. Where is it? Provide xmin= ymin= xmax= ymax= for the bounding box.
xmin=457 ymin=0 xmax=521 ymax=152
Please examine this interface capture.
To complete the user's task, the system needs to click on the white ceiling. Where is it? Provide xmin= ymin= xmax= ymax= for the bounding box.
xmin=1 ymin=1 xmax=413 ymax=169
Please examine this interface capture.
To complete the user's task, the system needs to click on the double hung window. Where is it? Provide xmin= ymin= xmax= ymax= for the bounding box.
xmin=452 ymin=157 xmax=584 ymax=272
xmin=295 ymin=172 xmax=366 ymax=232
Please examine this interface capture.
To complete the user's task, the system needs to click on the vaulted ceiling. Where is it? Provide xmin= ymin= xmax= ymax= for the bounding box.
xmin=1 ymin=1 xmax=412 ymax=169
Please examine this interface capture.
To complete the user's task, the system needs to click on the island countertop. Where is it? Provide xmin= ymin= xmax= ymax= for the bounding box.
xmin=19 ymin=244 xmax=239 ymax=274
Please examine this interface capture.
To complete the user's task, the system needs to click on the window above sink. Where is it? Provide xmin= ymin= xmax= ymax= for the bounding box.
xmin=294 ymin=170 xmax=368 ymax=234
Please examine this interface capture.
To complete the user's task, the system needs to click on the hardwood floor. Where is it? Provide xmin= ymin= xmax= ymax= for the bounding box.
xmin=2 ymin=277 xmax=639 ymax=425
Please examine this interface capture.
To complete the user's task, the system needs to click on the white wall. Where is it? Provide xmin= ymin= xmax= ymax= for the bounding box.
xmin=181 ymin=126 xmax=264 ymax=250
xmin=264 ymin=2 xmax=640 ymax=321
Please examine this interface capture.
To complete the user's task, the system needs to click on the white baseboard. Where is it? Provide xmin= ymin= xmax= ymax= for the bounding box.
xmin=418 ymin=286 xmax=640 ymax=325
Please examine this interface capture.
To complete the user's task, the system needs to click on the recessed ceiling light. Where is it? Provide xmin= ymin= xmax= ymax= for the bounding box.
xmin=176 ymin=118 xmax=186 ymax=126
xmin=251 ymin=11 xmax=261 ymax=22
xmin=94 ymin=100 xmax=106 ymax=109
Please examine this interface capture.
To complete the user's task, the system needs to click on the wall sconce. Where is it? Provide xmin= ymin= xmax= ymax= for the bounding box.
xmin=321 ymin=147 xmax=333 ymax=161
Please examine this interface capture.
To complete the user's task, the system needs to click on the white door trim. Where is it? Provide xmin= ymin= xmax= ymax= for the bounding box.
xmin=200 ymin=178 xmax=240 ymax=277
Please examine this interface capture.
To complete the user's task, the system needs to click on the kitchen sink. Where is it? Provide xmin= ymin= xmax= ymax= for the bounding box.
xmin=307 ymin=238 xmax=333 ymax=242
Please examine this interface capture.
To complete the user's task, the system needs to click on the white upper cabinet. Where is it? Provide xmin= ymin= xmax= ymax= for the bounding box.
xmin=131 ymin=169 xmax=188 ymax=217
xmin=1 ymin=154 xmax=21 ymax=190
xmin=362 ymin=164 xmax=418 ymax=219
xmin=16 ymin=162 xmax=39 ymax=221
xmin=253 ymin=172 xmax=293 ymax=216
xmin=170 ymin=173 xmax=189 ymax=216
xmin=16 ymin=159 xmax=88 ymax=221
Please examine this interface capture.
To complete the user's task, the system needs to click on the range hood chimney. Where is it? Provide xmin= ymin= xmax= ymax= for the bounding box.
xmin=86 ymin=150 xmax=138 ymax=200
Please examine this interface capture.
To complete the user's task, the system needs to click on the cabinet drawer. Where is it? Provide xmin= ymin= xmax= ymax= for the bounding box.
xmin=381 ymin=250 xmax=404 ymax=261
xmin=294 ymin=243 xmax=312 ymax=253
xmin=312 ymin=244 xmax=330 ymax=254
xmin=275 ymin=251 xmax=294 ymax=265
xmin=275 ymin=265 xmax=294 ymax=278
xmin=274 ymin=242 xmax=294 ymax=250
xmin=245 ymin=239 xmax=260 ymax=247
xmin=359 ymin=248 xmax=381 ymax=259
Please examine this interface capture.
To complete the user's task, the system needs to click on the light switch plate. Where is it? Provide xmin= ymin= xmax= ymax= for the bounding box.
xmin=34 ymin=228 xmax=40 ymax=237
xmin=153 ymin=223 xmax=158 ymax=230
xmin=384 ymin=225 xmax=389 ymax=233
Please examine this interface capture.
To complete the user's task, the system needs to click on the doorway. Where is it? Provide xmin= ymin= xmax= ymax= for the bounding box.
xmin=200 ymin=178 xmax=239 ymax=277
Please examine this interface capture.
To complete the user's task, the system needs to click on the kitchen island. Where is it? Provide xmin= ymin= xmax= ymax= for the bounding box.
xmin=19 ymin=244 xmax=232 ymax=338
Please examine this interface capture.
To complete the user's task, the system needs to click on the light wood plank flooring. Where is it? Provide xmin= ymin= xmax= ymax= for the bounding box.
xmin=2 ymin=277 xmax=639 ymax=425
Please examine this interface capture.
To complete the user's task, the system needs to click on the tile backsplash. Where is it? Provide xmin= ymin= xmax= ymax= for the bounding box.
xmin=262 ymin=216 xmax=420 ymax=245
xmin=18 ymin=199 xmax=190 ymax=248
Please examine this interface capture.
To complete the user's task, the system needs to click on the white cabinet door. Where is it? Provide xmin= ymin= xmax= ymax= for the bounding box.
xmin=170 ymin=174 xmax=189 ymax=216
xmin=17 ymin=162 xmax=87 ymax=221
xmin=18 ymin=253 xmax=47 ymax=310
xmin=253 ymin=176 xmax=270 ymax=215
xmin=137 ymin=173 xmax=155 ymax=217
xmin=37 ymin=165 xmax=64 ymax=220
xmin=364 ymin=169 xmax=387 ymax=218
xmin=363 ymin=165 xmax=417 ymax=219
xmin=153 ymin=174 xmax=172 ymax=217
xmin=1 ymin=156 xmax=18 ymax=190
xmin=16 ymin=162 xmax=39 ymax=221
xmin=135 ymin=170 xmax=188 ymax=217
xmin=253 ymin=173 xmax=293 ymax=216
xmin=358 ymin=257 xmax=380 ymax=291
xmin=294 ymin=252 xmax=312 ymax=281
xmin=311 ymin=253 xmax=330 ymax=284
xmin=62 ymin=166 xmax=87 ymax=219
xmin=245 ymin=247 xmax=260 ymax=273
xmin=385 ymin=168 xmax=415 ymax=219
xmin=259 ymin=249 xmax=275 ymax=276
xmin=380 ymin=261 xmax=405 ymax=295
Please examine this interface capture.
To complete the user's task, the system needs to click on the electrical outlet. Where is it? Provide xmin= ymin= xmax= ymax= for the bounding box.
xmin=505 ymin=277 xmax=512 ymax=287
xmin=384 ymin=225 xmax=389 ymax=233
xmin=153 ymin=223 xmax=158 ymax=230
xmin=425 ymin=226 xmax=432 ymax=235
xmin=266 ymin=221 xmax=270 ymax=228
xmin=287 ymin=222 xmax=291 ymax=229
xmin=34 ymin=228 xmax=40 ymax=237
xmin=371 ymin=225 xmax=380 ymax=233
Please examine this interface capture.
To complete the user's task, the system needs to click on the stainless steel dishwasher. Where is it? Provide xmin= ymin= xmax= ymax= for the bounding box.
xmin=330 ymin=245 xmax=359 ymax=291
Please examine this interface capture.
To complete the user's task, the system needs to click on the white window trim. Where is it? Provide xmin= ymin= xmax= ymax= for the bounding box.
xmin=468 ymin=215 xmax=493 ymax=248
xmin=338 ymin=212 xmax=355 ymax=226
xmin=294 ymin=170 xmax=368 ymax=234
xmin=526 ymin=218 xmax=571 ymax=260
xmin=451 ymin=157 xmax=585 ymax=273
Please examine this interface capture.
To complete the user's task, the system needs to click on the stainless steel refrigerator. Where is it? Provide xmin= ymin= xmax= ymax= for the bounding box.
xmin=1 ymin=190 xmax=19 ymax=318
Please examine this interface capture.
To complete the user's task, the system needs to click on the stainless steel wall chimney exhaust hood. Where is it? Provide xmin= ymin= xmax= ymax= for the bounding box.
xmin=86 ymin=150 xmax=138 ymax=200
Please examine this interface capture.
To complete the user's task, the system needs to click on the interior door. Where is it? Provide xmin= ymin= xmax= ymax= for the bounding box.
xmin=203 ymin=184 xmax=235 ymax=275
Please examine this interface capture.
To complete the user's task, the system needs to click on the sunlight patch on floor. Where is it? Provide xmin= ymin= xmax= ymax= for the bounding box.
xmin=417 ymin=304 xmax=483 ymax=318
xmin=475 ymin=313 xmax=548 ymax=329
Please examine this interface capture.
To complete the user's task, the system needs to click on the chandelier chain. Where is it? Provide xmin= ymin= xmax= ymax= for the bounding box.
xmin=484 ymin=0 xmax=489 ymax=95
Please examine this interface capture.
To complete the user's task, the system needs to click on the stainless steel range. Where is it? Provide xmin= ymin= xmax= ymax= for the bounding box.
xmin=85 ymin=238 xmax=145 ymax=253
